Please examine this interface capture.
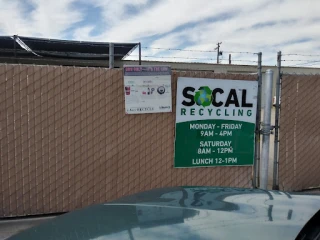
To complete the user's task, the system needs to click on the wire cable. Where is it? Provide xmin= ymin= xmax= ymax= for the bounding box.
xmin=224 ymin=51 xmax=258 ymax=55
xmin=142 ymin=46 xmax=257 ymax=54
xmin=142 ymin=46 xmax=215 ymax=52
xmin=128 ymin=55 xmax=257 ymax=62
xmin=282 ymin=53 xmax=320 ymax=57
xmin=281 ymin=59 xmax=320 ymax=62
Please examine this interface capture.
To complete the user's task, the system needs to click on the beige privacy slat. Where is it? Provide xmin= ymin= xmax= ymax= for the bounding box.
xmin=279 ymin=74 xmax=320 ymax=191
xmin=0 ymin=64 xmax=256 ymax=217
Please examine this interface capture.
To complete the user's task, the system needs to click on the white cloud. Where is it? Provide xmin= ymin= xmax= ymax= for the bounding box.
xmin=73 ymin=25 xmax=95 ymax=40
xmin=80 ymin=0 xmax=266 ymax=42
xmin=0 ymin=0 xmax=83 ymax=38
xmin=90 ymin=0 xmax=149 ymax=25
xmin=1 ymin=0 xmax=320 ymax=67
xmin=28 ymin=0 xmax=83 ymax=38
xmin=125 ymin=0 xmax=320 ymax=66
xmin=0 ymin=0 xmax=31 ymax=35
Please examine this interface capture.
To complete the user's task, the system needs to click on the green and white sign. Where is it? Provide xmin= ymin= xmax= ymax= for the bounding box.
xmin=174 ymin=77 xmax=258 ymax=168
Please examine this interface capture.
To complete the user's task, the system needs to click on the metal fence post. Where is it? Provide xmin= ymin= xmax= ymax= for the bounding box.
xmin=253 ymin=52 xmax=262 ymax=188
xmin=273 ymin=52 xmax=281 ymax=190
xmin=139 ymin=42 xmax=142 ymax=65
xmin=109 ymin=43 xmax=114 ymax=69
xmin=260 ymin=69 xmax=274 ymax=190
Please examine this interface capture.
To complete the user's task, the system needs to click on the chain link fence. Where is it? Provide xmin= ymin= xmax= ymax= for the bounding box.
xmin=0 ymin=64 xmax=257 ymax=217
xmin=279 ymin=74 xmax=320 ymax=191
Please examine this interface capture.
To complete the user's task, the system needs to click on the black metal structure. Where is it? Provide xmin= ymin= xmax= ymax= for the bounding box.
xmin=0 ymin=35 xmax=139 ymax=66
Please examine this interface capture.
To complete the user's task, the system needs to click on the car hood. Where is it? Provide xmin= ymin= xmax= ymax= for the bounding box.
xmin=8 ymin=187 xmax=320 ymax=240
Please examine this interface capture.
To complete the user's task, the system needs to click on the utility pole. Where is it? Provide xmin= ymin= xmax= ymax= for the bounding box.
xmin=215 ymin=42 xmax=222 ymax=64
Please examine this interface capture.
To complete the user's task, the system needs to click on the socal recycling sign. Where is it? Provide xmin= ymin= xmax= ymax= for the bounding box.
xmin=174 ymin=77 xmax=258 ymax=167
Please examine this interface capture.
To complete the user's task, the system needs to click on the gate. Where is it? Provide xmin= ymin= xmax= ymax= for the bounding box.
xmin=279 ymin=74 xmax=320 ymax=191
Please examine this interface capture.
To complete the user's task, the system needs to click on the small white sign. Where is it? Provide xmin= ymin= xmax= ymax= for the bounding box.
xmin=124 ymin=65 xmax=172 ymax=114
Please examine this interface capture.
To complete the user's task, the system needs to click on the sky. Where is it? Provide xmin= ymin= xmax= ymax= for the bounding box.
xmin=1 ymin=0 xmax=320 ymax=67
